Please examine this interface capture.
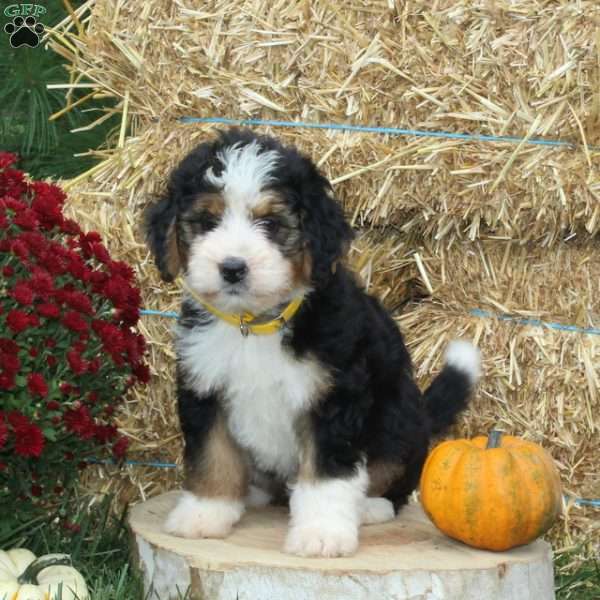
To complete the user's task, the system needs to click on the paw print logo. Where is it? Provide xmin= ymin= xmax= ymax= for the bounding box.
xmin=4 ymin=16 xmax=45 ymax=48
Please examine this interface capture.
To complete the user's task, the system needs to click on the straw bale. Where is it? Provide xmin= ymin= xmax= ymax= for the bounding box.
xmin=50 ymin=0 xmax=600 ymax=244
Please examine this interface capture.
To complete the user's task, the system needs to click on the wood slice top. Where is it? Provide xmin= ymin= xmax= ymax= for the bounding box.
xmin=129 ymin=491 xmax=551 ymax=575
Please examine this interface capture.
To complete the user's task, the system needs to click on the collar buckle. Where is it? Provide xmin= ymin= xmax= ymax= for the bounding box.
xmin=239 ymin=318 xmax=250 ymax=338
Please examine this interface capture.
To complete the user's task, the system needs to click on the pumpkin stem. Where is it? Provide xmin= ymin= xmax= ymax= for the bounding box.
xmin=17 ymin=555 xmax=72 ymax=585
xmin=486 ymin=430 xmax=503 ymax=449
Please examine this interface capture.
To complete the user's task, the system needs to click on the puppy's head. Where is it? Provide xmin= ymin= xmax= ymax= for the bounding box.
xmin=145 ymin=129 xmax=353 ymax=315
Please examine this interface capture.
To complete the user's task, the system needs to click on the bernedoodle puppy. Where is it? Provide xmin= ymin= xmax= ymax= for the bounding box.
xmin=145 ymin=128 xmax=480 ymax=557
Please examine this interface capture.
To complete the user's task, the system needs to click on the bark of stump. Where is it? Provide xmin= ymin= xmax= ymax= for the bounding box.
xmin=129 ymin=491 xmax=554 ymax=600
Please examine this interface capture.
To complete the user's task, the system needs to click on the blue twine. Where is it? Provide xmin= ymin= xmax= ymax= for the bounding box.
xmin=470 ymin=309 xmax=600 ymax=336
xmin=572 ymin=497 xmax=600 ymax=508
xmin=140 ymin=308 xmax=179 ymax=319
xmin=179 ymin=116 xmax=599 ymax=150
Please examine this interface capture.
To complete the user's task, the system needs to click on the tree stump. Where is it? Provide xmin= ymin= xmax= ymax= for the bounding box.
xmin=129 ymin=491 xmax=554 ymax=600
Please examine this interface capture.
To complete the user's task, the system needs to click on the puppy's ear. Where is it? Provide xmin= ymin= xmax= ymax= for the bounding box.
xmin=144 ymin=191 xmax=181 ymax=282
xmin=301 ymin=176 xmax=354 ymax=288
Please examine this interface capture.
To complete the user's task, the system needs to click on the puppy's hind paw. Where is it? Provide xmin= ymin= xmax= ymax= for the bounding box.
xmin=361 ymin=497 xmax=395 ymax=525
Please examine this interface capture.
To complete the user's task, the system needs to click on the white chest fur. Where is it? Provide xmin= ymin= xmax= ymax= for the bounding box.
xmin=176 ymin=320 xmax=329 ymax=478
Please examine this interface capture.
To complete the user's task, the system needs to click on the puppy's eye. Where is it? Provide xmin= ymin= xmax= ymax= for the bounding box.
xmin=256 ymin=217 xmax=280 ymax=234
xmin=187 ymin=212 xmax=218 ymax=233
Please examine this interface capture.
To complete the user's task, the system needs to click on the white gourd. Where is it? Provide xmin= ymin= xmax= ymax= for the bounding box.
xmin=0 ymin=548 xmax=89 ymax=600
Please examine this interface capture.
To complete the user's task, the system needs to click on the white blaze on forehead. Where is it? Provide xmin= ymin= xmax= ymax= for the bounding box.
xmin=204 ymin=141 xmax=280 ymax=209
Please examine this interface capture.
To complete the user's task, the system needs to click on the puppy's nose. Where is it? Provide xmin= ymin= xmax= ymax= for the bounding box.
xmin=219 ymin=257 xmax=248 ymax=284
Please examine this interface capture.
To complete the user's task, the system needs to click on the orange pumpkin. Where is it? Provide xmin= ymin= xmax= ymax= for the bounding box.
xmin=419 ymin=430 xmax=562 ymax=551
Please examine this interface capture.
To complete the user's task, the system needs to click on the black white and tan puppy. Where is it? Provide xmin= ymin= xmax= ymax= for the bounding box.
xmin=145 ymin=128 xmax=480 ymax=558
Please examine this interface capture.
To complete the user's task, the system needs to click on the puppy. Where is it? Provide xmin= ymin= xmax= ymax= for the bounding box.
xmin=145 ymin=128 xmax=480 ymax=557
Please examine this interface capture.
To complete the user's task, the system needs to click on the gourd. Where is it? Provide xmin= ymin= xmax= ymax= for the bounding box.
xmin=0 ymin=548 xmax=89 ymax=600
xmin=420 ymin=430 xmax=562 ymax=551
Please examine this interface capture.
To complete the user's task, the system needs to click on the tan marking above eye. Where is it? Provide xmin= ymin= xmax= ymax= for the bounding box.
xmin=189 ymin=192 xmax=225 ymax=218
xmin=251 ymin=191 xmax=288 ymax=220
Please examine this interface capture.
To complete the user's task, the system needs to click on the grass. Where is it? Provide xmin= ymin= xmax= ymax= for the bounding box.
xmin=555 ymin=547 xmax=600 ymax=600
xmin=1 ymin=494 xmax=597 ymax=599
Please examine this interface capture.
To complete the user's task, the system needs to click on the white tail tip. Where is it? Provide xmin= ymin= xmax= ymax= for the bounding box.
xmin=445 ymin=340 xmax=481 ymax=385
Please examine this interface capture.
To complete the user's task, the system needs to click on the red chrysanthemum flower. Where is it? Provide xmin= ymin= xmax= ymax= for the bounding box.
xmin=38 ymin=303 xmax=61 ymax=319
xmin=63 ymin=405 xmax=95 ymax=440
xmin=109 ymin=260 xmax=135 ymax=282
xmin=18 ymin=232 xmax=49 ymax=258
xmin=115 ymin=305 xmax=140 ymax=326
xmin=27 ymin=373 xmax=48 ymax=397
xmin=0 ymin=168 xmax=27 ymax=197
xmin=29 ymin=267 xmax=54 ymax=295
xmin=0 ymin=339 xmax=19 ymax=354
xmin=0 ymin=352 xmax=20 ymax=375
xmin=66 ymin=350 xmax=87 ymax=375
xmin=77 ymin=231 xmax=102 ymax=257
xmin=2 ymin=265 xmax=14 ymax=277
xmin=60 ymin=383 xmax=74 ymax=395
xmin=0 ymin=152 xmax=17 ymax=169
xmin=13 ymin=209 xmax=39 ymax=230
xmin=93 ymin=424 xmax=117 ymax=444
xmin=112 ymin=436 xmax=129 ymax=459
xmin=0 ymin=372 xmax=16 ymax=390
xmin=91 ymin=242 xmax=111 ymax=264
xmin=46 ymin=400 xmax=60 ymax=411
xmin=62 ymin=311 xmax=89 ymax=334
xmin=10 ymin=281 xmax=35 ymax=306
xmin=66 ymin=255 xmax=88 ymax=280
xmin=61 ymin=218 xmax=82 ymax=236
xmin=102 ymin=276 xmax=132 ymax=308
xmin=30 ymin=183 xmax=65 ymax=228
xmin=133 ymin=363 xmax=151 ymax=383
xmin=88 ymin=358 xmax=101 ymax=374
xmin=10 ymin=239 xmax=29 ymax=260
xmin=7 ymin=411 xmax=28 ymax=429
xmin=6 ymin=309 xmax=35 ymax=333
xmin=64 ymin=291 xmax=93 ymax=315
xmin=9 ymin=412 xmax=45 ymax=458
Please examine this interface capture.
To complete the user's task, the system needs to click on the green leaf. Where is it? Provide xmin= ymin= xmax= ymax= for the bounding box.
xmin=42 ymin=427 xmax=58 ymax=442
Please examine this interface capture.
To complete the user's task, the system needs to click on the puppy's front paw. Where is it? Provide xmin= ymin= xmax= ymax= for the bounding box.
xmin=284 ymin=523 xmax=358 ymax=557
xmin=163 ymin=492 xmax=244 ymax=539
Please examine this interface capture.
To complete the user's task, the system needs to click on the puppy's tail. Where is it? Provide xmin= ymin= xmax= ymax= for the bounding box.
xmin=423 ymin=340 xmax=481 ymax=436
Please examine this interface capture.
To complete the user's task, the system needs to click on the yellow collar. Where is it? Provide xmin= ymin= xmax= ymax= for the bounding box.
xmin=178 ymin=278 xmax=303 ymax=337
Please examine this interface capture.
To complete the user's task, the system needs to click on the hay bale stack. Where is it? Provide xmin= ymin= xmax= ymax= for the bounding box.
xmin=48 ymin=0 xmax=600 ymax=546
xmin=53 ymin=0 xmax=600 ymax=242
